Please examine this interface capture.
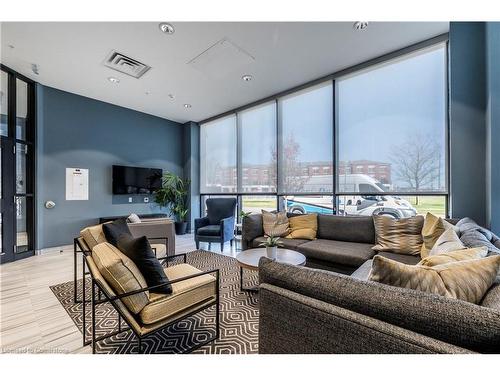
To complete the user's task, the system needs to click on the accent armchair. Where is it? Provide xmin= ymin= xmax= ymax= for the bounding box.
xmin=195 ymin=198 xmax=237 ymax=251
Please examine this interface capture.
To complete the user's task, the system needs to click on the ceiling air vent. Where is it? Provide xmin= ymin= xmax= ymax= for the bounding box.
xmin=103 ymin=50 xmax=151 ymax=78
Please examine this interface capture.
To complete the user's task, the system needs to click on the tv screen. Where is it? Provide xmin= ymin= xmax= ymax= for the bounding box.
xmin=112 ymin=165 xmax=162 ymax=195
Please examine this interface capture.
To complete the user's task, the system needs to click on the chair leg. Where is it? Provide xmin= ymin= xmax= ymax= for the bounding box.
xmin=221 ymin=240 xmax=224 ymax=252
xmin=138 ymin=336 xmax=143 ymax=354
xmin=208 ymin=242 xmax=211 ymax=250
xmin=82 ymin=255 xmax=86 ymax=346
xmin=91 ymin=279 xmax=97 ymax=354
xmin=195 ymin=241 xmax=200 ymax=250
xmin=230 ymin=239 xmax=234 ymax=248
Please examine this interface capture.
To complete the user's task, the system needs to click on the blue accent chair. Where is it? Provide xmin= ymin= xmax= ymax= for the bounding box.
xmin=195 ymin=198 xmax=237 ymax=251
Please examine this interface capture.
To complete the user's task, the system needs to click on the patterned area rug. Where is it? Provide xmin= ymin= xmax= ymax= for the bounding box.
xmin=50 ymin=250 xmax=259 ymax=354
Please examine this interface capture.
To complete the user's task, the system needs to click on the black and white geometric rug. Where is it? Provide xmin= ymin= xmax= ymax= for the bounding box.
xmin=50 ymin=250 xmax=259 ymax=354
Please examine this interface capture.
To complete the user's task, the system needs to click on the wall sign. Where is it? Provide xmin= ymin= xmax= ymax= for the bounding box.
xmin=66 ymin=168 xmax=89 ymax=200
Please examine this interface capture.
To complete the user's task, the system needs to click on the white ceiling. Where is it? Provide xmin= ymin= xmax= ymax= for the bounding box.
xmin=0 ymin=22 xmax=449 ymax=123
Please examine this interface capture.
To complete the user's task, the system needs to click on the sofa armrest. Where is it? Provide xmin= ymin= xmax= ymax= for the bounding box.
xmin=259 ymin=283 xmax=472 ymax=354
xmin=127 ymin=220 xmax=175 ymax=257
xmin=258 ymin=258 xmax=500 ymax=353
xmin=242 ymin=214 xmax=264 ymax=250
xmin=194 ymin=216 xmax=210 ymax=233
xmin=220 ymin=216 xmax=235 ymax=242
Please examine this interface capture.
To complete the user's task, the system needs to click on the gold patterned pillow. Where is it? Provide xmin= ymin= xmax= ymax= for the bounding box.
xmin=262 ymin=210 xmax=289 ymax=237
xmin=286 ymin=213 xmax=318 ymax=240
xmin=421 ymin=213 xmax=456 ymax=258
xmin=418 ymin=247 xmax=488 ymax=267
xmin=369 ymin=254 xmax=500 ymax=304
xmin=372 ymin=215 xmax=424 ymax=255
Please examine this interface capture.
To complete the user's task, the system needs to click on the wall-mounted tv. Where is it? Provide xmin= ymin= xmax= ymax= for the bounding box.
xmin=112 ymin=165 xmax=162 ymax=195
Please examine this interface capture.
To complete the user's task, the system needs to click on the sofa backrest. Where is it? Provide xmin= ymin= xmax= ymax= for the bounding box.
xmin=317 ymin=215 xmax=375 ymax=244
xmin=259 ymin=257 xmax=500 ymax=353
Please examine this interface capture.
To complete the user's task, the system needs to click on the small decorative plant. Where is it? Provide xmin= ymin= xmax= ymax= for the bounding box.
xmin=259 ymin=235 xmax=282 ymax=260
xmin=240 ymin=210 xmax=252 ymax=219
xmin=154 ymin=171 xmax=190 ymax=234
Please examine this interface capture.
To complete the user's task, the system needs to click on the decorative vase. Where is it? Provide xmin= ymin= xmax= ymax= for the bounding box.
xmin=266 ymin=246 xmax=277 ymax=260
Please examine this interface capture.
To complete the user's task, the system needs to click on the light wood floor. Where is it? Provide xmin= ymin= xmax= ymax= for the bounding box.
xmin=0 ymin=233 xmax=241 ymax=354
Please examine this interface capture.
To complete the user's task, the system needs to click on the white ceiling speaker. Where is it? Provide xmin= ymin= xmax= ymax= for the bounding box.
xmin=242 ymin=74 xmax=253 ymax=82
xmin=353 ymin=22 xmax=369 ymax=31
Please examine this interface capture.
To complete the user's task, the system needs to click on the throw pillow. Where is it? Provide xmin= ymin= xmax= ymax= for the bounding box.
xmin=262 ymin=210 xmax=290 ymax=237
xmin=102 ymin=218 xmax=132 ymax=247
xmin=418 ymin=247 xmax=488 ymax=267
xmin=369 ymin=254 xmax=500 ymax=304
xmin=127 ymin=213 xmax=142 ymax=223
xmin=117 ymin=235 xmax=172 ymax=294
xmin=421 ymin=213 xmax=455 ymax=258
xmin=91 ymin=242 xmax=150 ymax=314
xmin=429 ymin=228 xmax=466 ymax=255
xmin=80 ymin=223 xmax=106 ymax=250
xmin=372 ymin=215 xmax=424 ymax=256
xmin=286 ymin=213 xmax=318 ymax=240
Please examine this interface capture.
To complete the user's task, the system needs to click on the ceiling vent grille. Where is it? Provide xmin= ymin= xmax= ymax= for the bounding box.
xmin=103 ymin=50 xmax=151 ymax=78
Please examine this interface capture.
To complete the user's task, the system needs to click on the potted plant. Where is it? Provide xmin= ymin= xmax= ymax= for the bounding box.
xmin=259 ymin=235 xmax=282 ymax=260
xmin=154 ymin=171 xmax=190 ymax=235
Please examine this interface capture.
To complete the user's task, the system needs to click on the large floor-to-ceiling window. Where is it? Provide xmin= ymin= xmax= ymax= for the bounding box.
xmin=199 ymin=39 xmax=448 ymax=220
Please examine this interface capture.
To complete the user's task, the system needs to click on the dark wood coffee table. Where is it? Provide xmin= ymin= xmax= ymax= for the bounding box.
xmin=235 ymin=248 xmax=306 ymax=292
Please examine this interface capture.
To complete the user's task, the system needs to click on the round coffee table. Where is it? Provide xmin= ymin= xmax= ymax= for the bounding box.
xmin=236 ymin=248 xmax=306 ymax=292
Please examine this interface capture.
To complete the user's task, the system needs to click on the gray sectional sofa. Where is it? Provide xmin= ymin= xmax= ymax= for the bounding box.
xmin=242 ymin=213 xmax=422 ymax=274
xmin=241 ymin=213 xmax=500 ymax=353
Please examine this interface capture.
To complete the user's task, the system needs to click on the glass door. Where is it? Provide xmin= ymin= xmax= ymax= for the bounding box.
xmin=0 ymin=66 xmax=36 ymax=264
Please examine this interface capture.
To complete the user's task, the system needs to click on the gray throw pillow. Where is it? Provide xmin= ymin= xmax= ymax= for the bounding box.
xmin=127 ymin=213 xmax=142 ymax=223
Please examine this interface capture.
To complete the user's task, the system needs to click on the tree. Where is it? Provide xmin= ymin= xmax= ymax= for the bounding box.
xmin=269 ymin=133 xmax=310 ymax=192
xmin=390 ymin=134 xmax=442 ymax=203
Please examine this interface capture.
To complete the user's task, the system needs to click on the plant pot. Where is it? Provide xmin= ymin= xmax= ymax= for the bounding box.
xmin=175 ymin=221 xmax=188 ymax=235
xmin=266 ymin=246 xmax=277 ymax=260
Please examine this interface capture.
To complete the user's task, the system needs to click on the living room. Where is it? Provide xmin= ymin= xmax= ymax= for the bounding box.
xmin=1 ymin=0 xmax=499 ymax=373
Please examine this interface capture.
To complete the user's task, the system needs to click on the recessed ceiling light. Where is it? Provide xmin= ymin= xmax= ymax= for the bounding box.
xmin=183 ymin=104 xmax=192 ymax=109
xmin=353 ymin=21 xmax=369 ymax=31
xmin=8 ymin=44 xmax=15 ymax=49
xmin=242 ymin=74 xmax=253 ymax=82
xmin=159 ymin=23 xmax=175 ymax=34
xmin=108 ymin=77 xmax=120 ymax=84
xmin=31 ymin=64 xmax=39 ymax=75
xmin=168 ymin=94 xmax=175 ymax=99
xmin=145 ymin=91 xmax=150 ymax=95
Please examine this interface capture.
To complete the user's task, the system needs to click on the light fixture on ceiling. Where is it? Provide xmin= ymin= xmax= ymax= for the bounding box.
xmin=353 ymin=21 xmax=369 ymax=31
xmin=8 ymin=44 xmax=15 ymax=49
xmin=168 ymin=94 xmax=175 ymax=99
xmin=183 ymin=104 xmax=192 ymax=109
xmin=31 ymin=64 xmax=40 ymax=75
xmin=145 ymin=91 xmax=150 ymax=95
xmin=159 ymin=23 xmax=175 ymax=34
xmin=108 ymin=77 xmax=120 ymax=84
xmin=242 ymin=74 xmax=253 ymax=82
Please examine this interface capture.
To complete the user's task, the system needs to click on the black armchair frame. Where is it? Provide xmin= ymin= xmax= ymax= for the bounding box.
xmin=82 ymin=252 xmax=220 ymax=354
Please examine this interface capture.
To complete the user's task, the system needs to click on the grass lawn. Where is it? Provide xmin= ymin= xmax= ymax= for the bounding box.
xmin=406 ymin=196 xmax=446 ymax=217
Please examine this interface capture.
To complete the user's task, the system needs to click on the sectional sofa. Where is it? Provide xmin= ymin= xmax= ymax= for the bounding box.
xmin=241 ymin=213 xmax=500 ymax=354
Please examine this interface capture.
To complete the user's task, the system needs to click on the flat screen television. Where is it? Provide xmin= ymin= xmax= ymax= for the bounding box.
xmin=112 ymin=165 xmax=162 ymax=195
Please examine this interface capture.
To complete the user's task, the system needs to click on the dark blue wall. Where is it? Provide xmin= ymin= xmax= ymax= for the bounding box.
xmin=449 ymin=22 xmax=487 ymax=225
xmin=486 ymin=23 xmax=500 ymax=233
xmin=36 ymin=85 xmax=184 ymax=249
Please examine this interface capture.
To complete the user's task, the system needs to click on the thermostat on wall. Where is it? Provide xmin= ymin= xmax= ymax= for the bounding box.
xmin=144 ymin=197 xmax=149 ymax=203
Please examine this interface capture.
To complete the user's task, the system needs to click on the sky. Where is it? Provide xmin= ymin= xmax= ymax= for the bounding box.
xmin=200 ymin=44 xmax=447 ymax=189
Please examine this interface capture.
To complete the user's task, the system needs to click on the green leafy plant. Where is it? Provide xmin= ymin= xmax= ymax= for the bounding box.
xmin=154 ymin=172 xmax=190 ymax=222
xmin=240 ymin=210 xmax=252 ymax=219
xmin=259 ymin=235 xmax=283 ymax=248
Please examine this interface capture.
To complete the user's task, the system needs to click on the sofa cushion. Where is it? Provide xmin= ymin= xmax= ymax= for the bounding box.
xmin=419 ymin=247 xmax=488 ymax=267
xmin=369 ymin=255 xmax=500 ymax=304
xmin=262 ymin=210 xmax=290 ymax=237
xmin=480 ymin=278 xmax=500 ymax=311
xmin=286 ymin=214 xmax=318 ymax=240
xmin=117 ymin=235 xmax=172 ymax=294
xmin=251 ymin=236 xmax=309 ymax=250
xmin=197 ymin=224 xmax=221 ymax=236
xmin=421 ymin=213 xmax=456 ymax=258
xmin=372 ymin=215 xmax=424 ymax=255
xmin=139 ymin=263 xmax=216 ymax=325
xmin=80 ymin=224 xmax=106 ymax=250
xmin=317 ymin=215 xmax=375 ymax=244
xmin=297 ymin=239 xmax=375 ymax=267
xmin=377 ymin=251 xmax=420 ymax=265
xmin=91 ymin=242 xmax=149 ymax=314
